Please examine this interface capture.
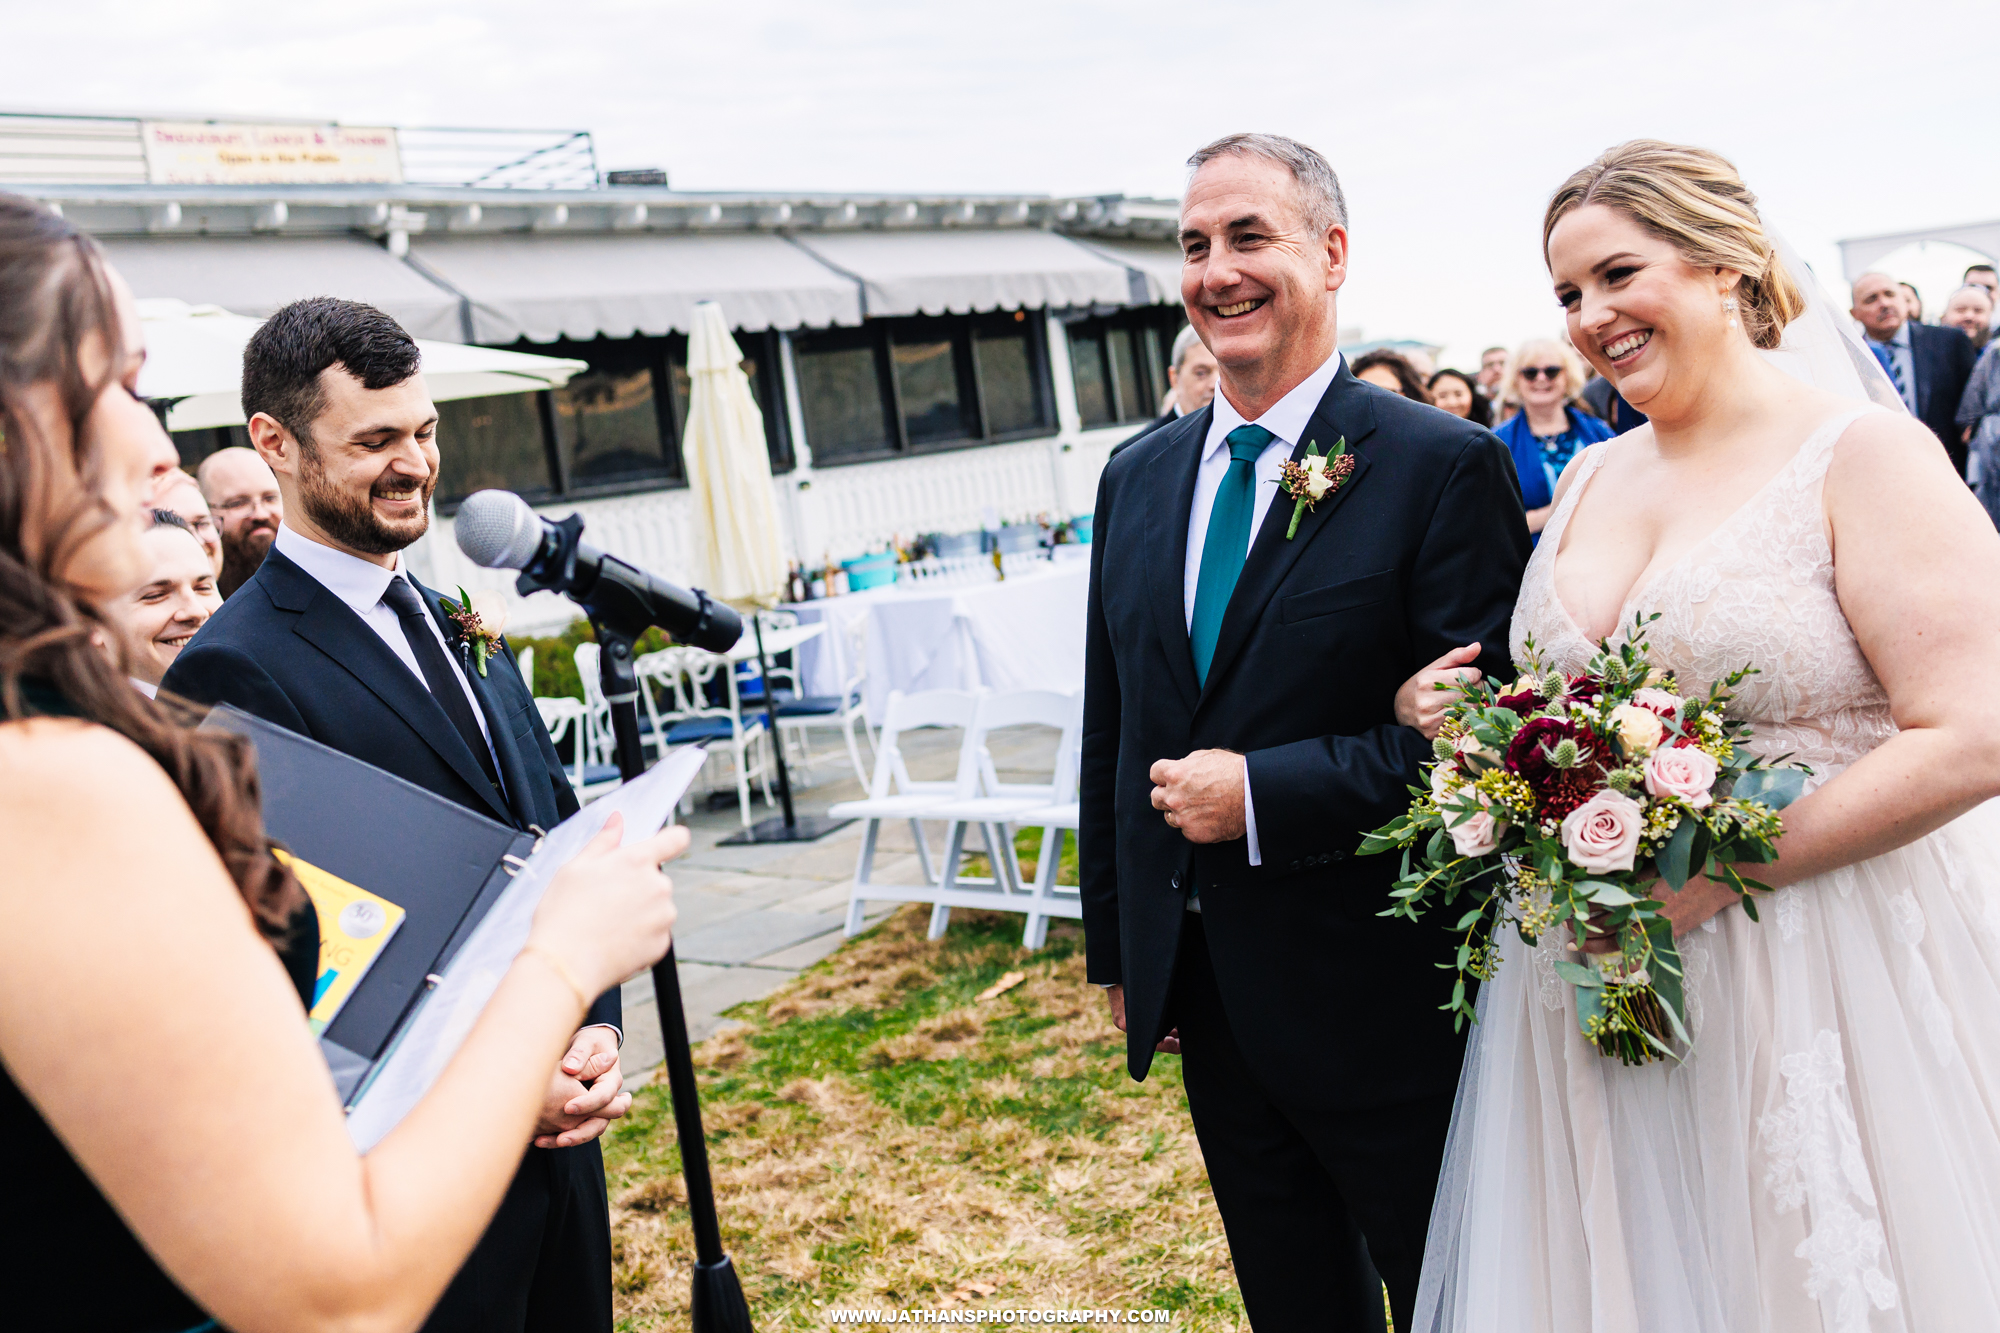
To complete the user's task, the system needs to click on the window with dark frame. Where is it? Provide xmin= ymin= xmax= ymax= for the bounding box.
xmin=1066 ymin=306 xmax=1187 ymax=430
xmin=791 ymin=309 xmax=1056 ymax=467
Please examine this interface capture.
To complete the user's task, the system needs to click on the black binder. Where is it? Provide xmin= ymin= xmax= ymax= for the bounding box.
xmin=202 ymin=704 xmax=533 ymax=1102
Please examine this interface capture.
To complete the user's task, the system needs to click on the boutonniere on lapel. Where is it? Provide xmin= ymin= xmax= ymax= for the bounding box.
xmin=1279 ymin=437 xmax=1354 ymax=539
xmin=439 ymin=586 xmax=507 ymax=677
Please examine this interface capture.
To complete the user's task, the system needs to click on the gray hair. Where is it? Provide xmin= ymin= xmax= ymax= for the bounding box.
xmin=1169 ymin=324 xmax=1206 ymax=369
xmin=1186 ymin=133 xmax=1347 ymax=238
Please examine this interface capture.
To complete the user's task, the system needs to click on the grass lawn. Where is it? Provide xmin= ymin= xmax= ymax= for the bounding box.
xmin=601 ymin=896 xmax=1246 ymax=1329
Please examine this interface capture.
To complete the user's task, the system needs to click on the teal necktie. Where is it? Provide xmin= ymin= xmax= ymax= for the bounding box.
xmin=1189 ymin=424 xmax=1273 ymax=686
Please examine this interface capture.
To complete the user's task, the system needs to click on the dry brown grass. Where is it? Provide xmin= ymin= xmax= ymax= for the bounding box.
xmin=601 ymin=905 xmax=1245 ymax=1329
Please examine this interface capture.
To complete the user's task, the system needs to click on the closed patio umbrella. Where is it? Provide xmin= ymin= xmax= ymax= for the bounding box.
xmin=684 ymin=301 xmax=849 ymax=847
xmin=680 ymin=301 xmax=786 ymax=606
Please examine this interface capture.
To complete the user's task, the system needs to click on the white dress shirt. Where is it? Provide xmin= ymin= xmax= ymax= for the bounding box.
xmin=274 ymin=524 xmax=500 ymax=769
xmin=1184 ymin=349 xmax=1345 ymax=871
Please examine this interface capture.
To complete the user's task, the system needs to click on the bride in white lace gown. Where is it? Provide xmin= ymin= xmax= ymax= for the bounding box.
xmin=1409 ymin=143 xmax=2000 ymax=1332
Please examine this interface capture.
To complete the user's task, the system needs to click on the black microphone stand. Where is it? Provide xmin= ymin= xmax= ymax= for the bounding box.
xmin=592 ymin=621 xmax=753 ymax=1333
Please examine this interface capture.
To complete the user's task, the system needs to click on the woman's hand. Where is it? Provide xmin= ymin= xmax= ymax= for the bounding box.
xmin=528 ymin=813 xmax=688 ymax=1000
xmin=1395 ymin=643 xmax=1483 ymax=739
xmin=1571 ymin=872 xmax=1742 ymax=955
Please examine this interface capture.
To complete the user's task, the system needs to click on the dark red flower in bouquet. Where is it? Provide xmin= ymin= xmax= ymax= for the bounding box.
xmin=1495 ymin=685 xmax=1541 ymax=714
xmin=1506 ymin=716 xmax=1605 ymax=820
xmin=1566 ymin=673 xmax=1605 ymax=703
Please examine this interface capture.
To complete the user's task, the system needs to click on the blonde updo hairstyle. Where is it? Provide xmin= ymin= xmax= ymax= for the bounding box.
xmin=1543 ymin=140 xmax=1806 ymax=351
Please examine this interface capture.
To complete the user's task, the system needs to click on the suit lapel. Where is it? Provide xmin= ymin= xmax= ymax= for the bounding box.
xmin=422 ymin=580 xmax=540 ymax=830
xmin=1196 ymin=368 xmax=1380 ymax=709
xmin=1145 ymin=406 xmax=1211 ymax=712
xmin=271 ymin=550 xmax=515 ymax=825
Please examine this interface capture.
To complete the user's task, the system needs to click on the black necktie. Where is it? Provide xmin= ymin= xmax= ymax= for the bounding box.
xmin=381 ymin=576 xmax=502 ymax=794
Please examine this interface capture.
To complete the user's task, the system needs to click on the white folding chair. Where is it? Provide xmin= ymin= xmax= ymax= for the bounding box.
xmin=535 ymin=695 xmax=622 ymax=801
xmin=828 ymin=688 xmax=983 ymax=936
xmin=664 ymin=649 xmax=773 ymax=827
xmin=515 ymin=643 xmax=535 ymax=695
xmin=576 ymin=640 xmax=666 ymax=772
xmin=921 ymin=688 xmax=1084 ymax=941
xmin=999 ymin=704 xmax=1084 ymax=949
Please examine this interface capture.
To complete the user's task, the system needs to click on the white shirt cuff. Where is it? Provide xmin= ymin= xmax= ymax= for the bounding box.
xmin=1242 ymin=755 xmax=1261 ymax=867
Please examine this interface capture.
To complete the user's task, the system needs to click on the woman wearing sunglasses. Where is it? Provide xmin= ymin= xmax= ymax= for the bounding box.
xmin=1493 ymin=337 xmax=1614 ymax=534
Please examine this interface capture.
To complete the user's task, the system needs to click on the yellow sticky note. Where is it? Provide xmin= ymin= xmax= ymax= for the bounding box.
xmin=274 ymin=848 xmax=406 ymax=1035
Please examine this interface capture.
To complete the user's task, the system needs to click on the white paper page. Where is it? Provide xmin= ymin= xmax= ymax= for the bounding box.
xmin=346 ymin=746 xmax=707 ymax=1151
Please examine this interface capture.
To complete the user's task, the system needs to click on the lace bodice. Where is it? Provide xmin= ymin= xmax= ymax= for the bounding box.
xmin=1511 ymin=406 xmax=1895 ymax=777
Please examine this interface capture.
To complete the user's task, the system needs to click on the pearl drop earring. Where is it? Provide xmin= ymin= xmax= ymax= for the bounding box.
xmin=1723 ymin=294 xmax=1740 ymax=329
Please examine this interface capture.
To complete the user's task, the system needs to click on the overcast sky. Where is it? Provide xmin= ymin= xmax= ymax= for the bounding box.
xmin=10 ymin=0 xmax=1998 ymax=366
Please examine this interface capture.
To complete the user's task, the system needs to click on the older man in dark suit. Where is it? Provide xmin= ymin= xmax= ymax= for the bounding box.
xmin=1080 ymin=134 xmax=1527 ymax=1331
xmin=164 ymin=298 xmax=625 ymax=1333
xmin=1853 ymin=271 xmax=1980 ymax=474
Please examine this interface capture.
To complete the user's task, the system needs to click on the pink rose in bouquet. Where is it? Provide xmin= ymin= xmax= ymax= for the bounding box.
xmin=1560 ymin=789 xmax=1645 ymax=872
xmin=1449 ymin=807 xmax=1502 ymax=857
xmin=1645 ymin=745 xmax=1719 ymax=808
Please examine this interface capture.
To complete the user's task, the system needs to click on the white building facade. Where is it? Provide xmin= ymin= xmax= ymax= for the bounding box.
xmin=6 ymin=111 xmax=1187 ymax=631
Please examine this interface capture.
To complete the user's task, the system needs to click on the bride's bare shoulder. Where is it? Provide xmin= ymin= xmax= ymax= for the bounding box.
xmin=1823 ymin=407 xmax=1963 ymax=501
xmin=0 ymin=718 xmax=186 ymax=827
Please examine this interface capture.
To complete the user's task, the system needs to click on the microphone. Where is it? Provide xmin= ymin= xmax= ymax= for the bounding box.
xmin=453 ymin=489 xmax=742 ymax=653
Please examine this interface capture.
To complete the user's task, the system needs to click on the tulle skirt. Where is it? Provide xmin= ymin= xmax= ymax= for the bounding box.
xmin=1413 ymin=800 xmax=2000 ymax=1333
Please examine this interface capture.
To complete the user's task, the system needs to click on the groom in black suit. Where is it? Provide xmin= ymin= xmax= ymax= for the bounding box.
xmin=163 ymin=298 xmax=624 ymax=1333
xmin=1080 ymin=134 xmax=1527 ymax=1331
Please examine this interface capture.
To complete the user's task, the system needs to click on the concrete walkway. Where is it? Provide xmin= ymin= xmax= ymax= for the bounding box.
xmin=616 ymin=722 xmax=1060 ymax=1080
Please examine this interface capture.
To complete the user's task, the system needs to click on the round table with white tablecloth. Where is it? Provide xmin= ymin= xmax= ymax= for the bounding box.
xmin=788 ymin=559 xmax=1088 ymax=718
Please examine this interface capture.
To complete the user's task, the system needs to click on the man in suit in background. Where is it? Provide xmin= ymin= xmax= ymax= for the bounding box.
xmin=1080 ymin=133 xmax=1527 ymax=1331
xmin=164 ymin=298 xmax=625 ymax=1333
xmin=1109 ymin=324 xmax=1220 ymax=458
xmin=1853 ymin=271 xmax=1979 ymax=474
xmin=196 ymin=446 xmax=284 ymax=597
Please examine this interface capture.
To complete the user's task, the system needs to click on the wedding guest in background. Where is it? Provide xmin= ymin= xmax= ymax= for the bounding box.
xmin=149 ymin=468 xmax=222 ymax=576
xmin=1900 ymin=280 xmax=1925 ymax=324
xmin=196 ymin=445 xmax=282 ymax=597
xmin=1966 ymin=263 xmax=1999 ymax=324
xmin=1111 ymin=325 xmax=1219 ymax=457
xmin=1942 ymin=283 xmax=1994 ymax=351
xmin=1426 ymin=367 xmax=1492 ymax=427
xmin=1853 ymin=270 xmax=1980 ymax=473
xmin=1352 ymin=347 xmax=1432 ymax=402
xmin=1475 ymin=345 xmax=1507 ymax=402
xmin=1399 ymin=346 xmax=1436 ymax=377
xmin=1493 ymin=336 xmax=1613 ymax=534
xmin=101 ymin=511 xmax=221 ymax=697
xmin=0 ymin=190 xmax=685 ymax=1333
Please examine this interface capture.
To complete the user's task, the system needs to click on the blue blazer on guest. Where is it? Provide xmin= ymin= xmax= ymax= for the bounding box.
xmin=1494 ymin=404 xmax=1617 ymax=512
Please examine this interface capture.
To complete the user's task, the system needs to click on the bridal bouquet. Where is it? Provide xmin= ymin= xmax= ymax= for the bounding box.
xmin=1359 ymin=618 xmax=1808 ymax=1064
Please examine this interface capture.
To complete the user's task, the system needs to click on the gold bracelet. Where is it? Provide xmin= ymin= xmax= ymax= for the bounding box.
xmin=518 ymin=943 xmax=590 ymax=1011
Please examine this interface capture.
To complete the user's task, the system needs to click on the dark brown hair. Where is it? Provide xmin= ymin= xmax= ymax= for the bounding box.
xmin=1351 ymin=348 xmax=1432 ymax=404
xmin=0 ymin=193 xmax=302 ymax=941
xmin=241 ymin=296 xmax=420 ymax=451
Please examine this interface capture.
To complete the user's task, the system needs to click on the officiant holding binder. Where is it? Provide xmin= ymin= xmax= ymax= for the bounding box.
xmin=165 ymin=298 xmax=626 ymax=1333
